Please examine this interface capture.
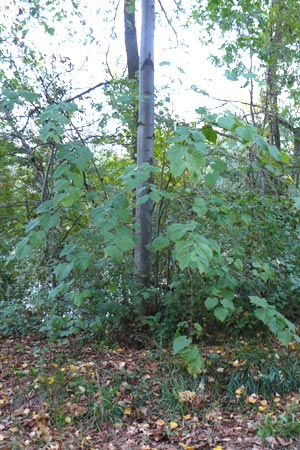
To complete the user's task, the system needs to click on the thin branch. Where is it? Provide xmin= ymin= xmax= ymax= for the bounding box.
xmin=3 ymin=106 xmax=44 ymax=190
xmin=105 ymin=0 xmax=122 ymax=78
xmin=157 ymin=0 xmax=179 ymax=45
xmin=66 ymin=81 xmax=110 ymax=103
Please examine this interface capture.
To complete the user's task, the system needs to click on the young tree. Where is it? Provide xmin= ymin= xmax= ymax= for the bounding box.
xmin=134 ymin=0 xmax=155 ymax=286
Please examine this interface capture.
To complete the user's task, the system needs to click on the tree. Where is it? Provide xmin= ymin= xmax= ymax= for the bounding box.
xmin=134 ymin=0 xmax=155 ymax=287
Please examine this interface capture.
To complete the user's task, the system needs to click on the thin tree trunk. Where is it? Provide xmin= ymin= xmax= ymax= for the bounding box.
xmin=134 ymin=0 xmax=155 ymax=287
xmin=124 ymin=0 xmax=139 ymax=80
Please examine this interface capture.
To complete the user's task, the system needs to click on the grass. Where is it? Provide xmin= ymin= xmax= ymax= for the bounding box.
xmin=258 ymin=409 xmax=300 ymax=442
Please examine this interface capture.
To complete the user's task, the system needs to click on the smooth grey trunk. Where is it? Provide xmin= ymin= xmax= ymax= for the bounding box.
xmin=134 ymin=0 xmax=155 ymax=285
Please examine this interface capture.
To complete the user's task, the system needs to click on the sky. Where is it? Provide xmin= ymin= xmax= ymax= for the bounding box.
xmin=1 ymin=0 xmax=252 ymax=121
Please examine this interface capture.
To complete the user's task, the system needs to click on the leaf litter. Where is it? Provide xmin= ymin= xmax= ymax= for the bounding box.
xmin=0 ymin=335 xmax=300 ymax=449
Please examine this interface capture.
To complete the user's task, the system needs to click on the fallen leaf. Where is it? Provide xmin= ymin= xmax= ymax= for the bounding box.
xmin=235 ymin=387 xmax=244 ymax=396
xmin=124 ymin=407 xmax=132 ymax=415
xmin=155 ymin=419 xmax=165 ymax=427
xmin=178 ymin=390 xmax=196 ymax=404
xmin=258 ymin=406 xmax=267 ymax=412
xmin=246 ymin=395 xmax=257 ymax=404
xmin=169 ymin=421 xmax=178 ymax=429
xmin=179 ymin=444 xmax=195 ymax=450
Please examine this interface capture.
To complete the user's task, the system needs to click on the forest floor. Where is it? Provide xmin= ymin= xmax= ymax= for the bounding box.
xmin=0 ymin=335 xmax=300 ymax=450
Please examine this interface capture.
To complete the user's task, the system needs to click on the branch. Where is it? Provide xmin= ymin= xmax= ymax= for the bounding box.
xmin=3 ymin=106 xmax=44 ymax=190
xmin=66 ymin=81 xmax=111 ymax=103
xmin=158 ymin=0 xmax=179 ymax=45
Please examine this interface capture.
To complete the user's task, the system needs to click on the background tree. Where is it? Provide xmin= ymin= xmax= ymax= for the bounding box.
xmin=134 ymin=0 xmax=155 ymax=287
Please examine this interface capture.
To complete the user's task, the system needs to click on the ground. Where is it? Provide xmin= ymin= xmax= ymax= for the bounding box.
xmin=0 ymin=335 xmax=300 ymax=449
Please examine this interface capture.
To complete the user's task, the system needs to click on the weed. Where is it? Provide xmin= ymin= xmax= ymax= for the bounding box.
xmin=258 ymin=410 xmax=300 ymax=442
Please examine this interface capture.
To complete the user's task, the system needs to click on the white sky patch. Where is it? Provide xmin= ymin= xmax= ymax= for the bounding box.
xmin=1 ymin=0 xmax=254 ymax=120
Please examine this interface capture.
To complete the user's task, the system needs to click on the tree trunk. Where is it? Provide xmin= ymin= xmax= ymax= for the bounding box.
xmin=134 ymin=0 xmax=155 ymax=286
xmin=124 ymin=0 xmax=139 ymax=80
xmin=124 ymin=0 xmax=139 ymax=165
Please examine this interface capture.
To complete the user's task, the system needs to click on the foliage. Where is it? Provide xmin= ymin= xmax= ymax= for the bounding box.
xmin=257 ymin=410 xmax=300 ymax=442
xmin=0 ymin=0 xmax=300 ymax=350
xmin=173 ymin=333 xmax=205 ymax=377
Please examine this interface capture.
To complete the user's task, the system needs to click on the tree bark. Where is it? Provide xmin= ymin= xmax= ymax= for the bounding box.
xmin=124 ymin=0 xmax=139 ymax=80
xmin=134 ymin=0 xmax=155 ymax=286
xmin=124 ymin=0 xmax=139 ymax=164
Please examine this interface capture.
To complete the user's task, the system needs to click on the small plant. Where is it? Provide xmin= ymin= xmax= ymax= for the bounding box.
xmin=173 ymin=333 xmax=205 ymax=377
xmin=257 ymin=410 xmax=300 ymax=442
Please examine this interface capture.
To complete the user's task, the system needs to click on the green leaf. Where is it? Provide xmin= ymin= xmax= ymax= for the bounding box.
xmin=173 ymin=335 xmax=192 ymax=354
xmin=249 ymin=296 xmax=269 ymax=308
xmin=278 ymin=328 xmax=293 ymax=346
xmin=204 ymin=171 xmax=219 ymax=187
xmin=205 ymin=297 xmax=219 ymax=310
xmin=49 ymin=281 xmax=74 ymax=300
xmin=175 ymin=240 xmax=192 ymax=270
xmin=15 ymin=237 xmax=32 ymax=259
xmin=218 ymin=115 xmax=236 ymax=130
xmin=168 ymin=223 xmax=196 ymax=241
xmin=181 ymin=345 xmax=205 ymax=376
xmin=220 ymin=298 xmax=235 ymax=311
xmin=235 ymin=124 xmax=257 ymax=141
xmin=214 ymin=307 xmax=228 ymax=322
xmin=29 ymin=230 xmax=46 ymax=247
xmin=25 ymin=217 xmax=40 ymax=232
xmin=201 ymin=125 xmax=218 ymax=143
xmin=234 ymin=259 xmax=243 ymax=270
xmin=151 ymin=235 xmax=170 ymax=251
xmin=192 ymin=198 xmax=207 ymax=217
xmin=53 ymin=263 xmax=73 ymax=282
xmin=268 ymin=145 xmax=283 ymax=162
xmin=115 ymin=226 xmax=135 ymax=251
xmin=292 ymin=197 xmax=300 ymax=210
xmin=72 ymin=290 xmax=91 ymax=308
xmin=39 ymin=212 xmax=60 ymax=232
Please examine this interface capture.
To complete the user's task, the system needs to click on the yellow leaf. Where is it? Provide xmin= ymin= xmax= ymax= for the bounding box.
xmin=65 ymin=416 xmax=72 ymax=423
xmin=247 ymin=395 xmax=257 ymax=404
xmin=169 ymin=421 xmax=178 ymax=429
xmin=183 ymin=414 xmax=191 ymax=420
xmin=213 ymin=446 xmax=222 ymax=450
xmin=259 ymin=406 xmax=267 ymax=412
xmin=235 ymin=388 xmax=244 ymax=396
xmin=260 ymin=399 xmax=268 ymax=406
xmin=48 ymin=377 xmax=55 ymax=385
xmin=69 ymin=365 xmax=79 ymax=371
xmin=124 ymin=407 xmax=132 ymax=415
xmin=179 ymin=444 xmax=195 ymax=450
